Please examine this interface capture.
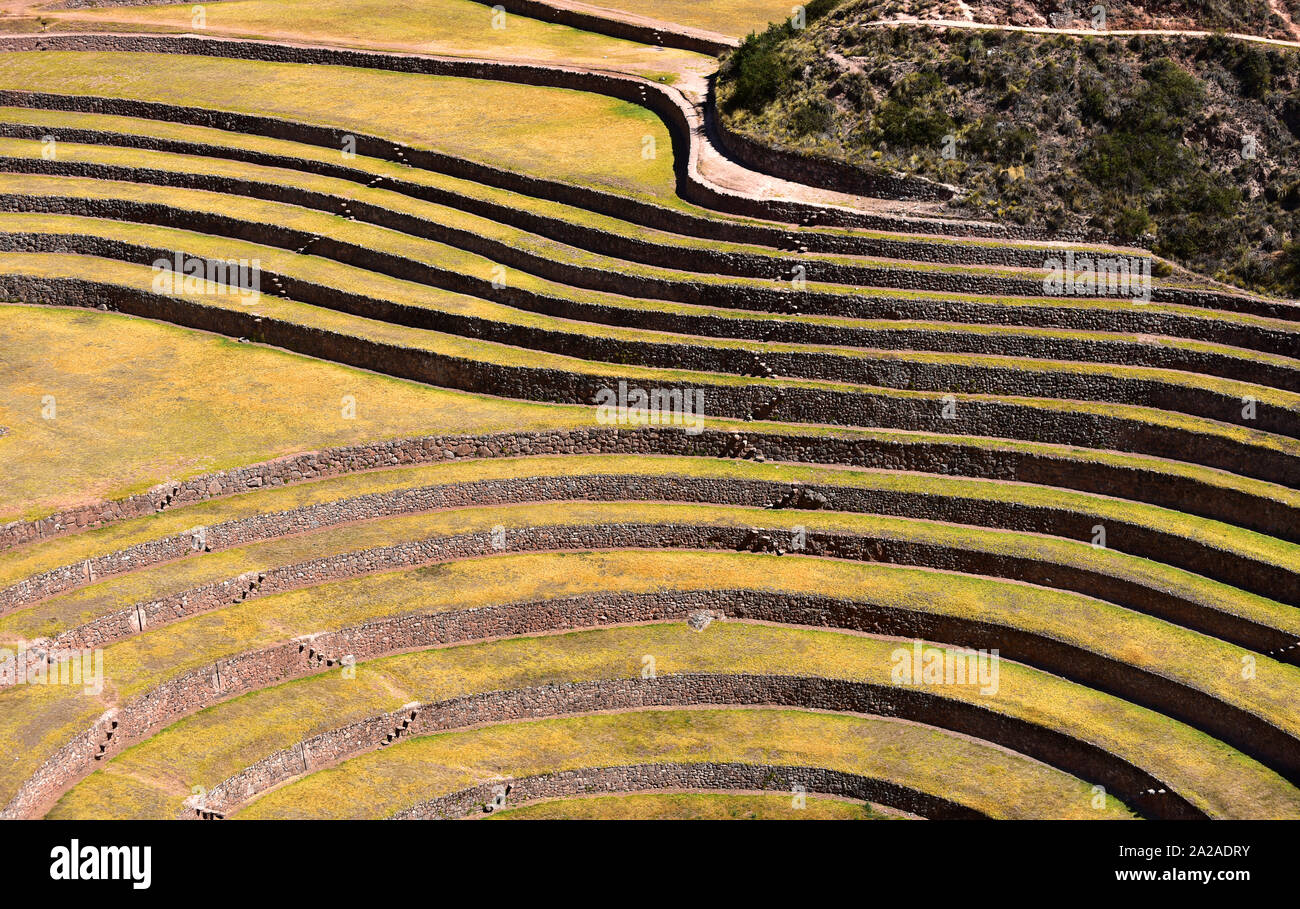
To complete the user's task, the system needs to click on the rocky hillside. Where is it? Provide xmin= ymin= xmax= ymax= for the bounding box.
xmin=717 ymin=0 xmax=1300 ymax=296
xmin=841 ymin=0 xmax=1300 ymax=40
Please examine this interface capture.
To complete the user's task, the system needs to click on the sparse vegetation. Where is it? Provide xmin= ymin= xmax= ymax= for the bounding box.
xmin=718 ymin=2 xmax=1300 ymax=296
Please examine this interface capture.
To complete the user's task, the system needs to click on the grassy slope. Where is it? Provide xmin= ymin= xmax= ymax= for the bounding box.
xmin=47 ymin=622 xmax=1300 ymax=819
xmin=230 ymin=709 xmax=1129 ymax=819
xmin=0 ymin=304 xmax=589 ymax=523
xmin=957 ymin=0 xmax=1299 ymax=40
xmin=39 ymin=0 xmax=709 ymax=74
xmin=0 ymin=51 xmax=678 ymax=200
xmin=755 ymin=0 xmax=1300 ymax=39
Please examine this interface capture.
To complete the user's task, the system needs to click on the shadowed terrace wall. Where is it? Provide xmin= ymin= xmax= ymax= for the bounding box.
xmin=3 ymin=588 xmax=1296 ymax=818
xmin=393 ymin=762 xmax=984 ymax=820
xmin=2 ymin=428 xmax=1295 ymax=553
xmin=2 ymin=277 xmax=1293 ymax=488
xmin=196 ymin=674 xmax=1191 ymax=819
xmin=4 ymin=472 xmax=1294 ymax=620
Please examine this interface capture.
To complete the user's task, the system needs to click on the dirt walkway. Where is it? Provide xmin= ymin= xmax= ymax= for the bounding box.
xmin=864 ymin=16 xmax=1300 ymax=49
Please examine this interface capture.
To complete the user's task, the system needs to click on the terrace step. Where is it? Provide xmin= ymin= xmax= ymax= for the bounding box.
xmin=227 ymin=708 xmax=1134 ymax=820
xmin=12 ymin=568 xmax=1300 ymax=818
xmin=3 ymin=189 xmax=1293 ymax=365
xmin=4 ymin=265 xmax=1295 ymax=488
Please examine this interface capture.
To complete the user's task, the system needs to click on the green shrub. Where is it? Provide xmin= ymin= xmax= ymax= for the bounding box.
xmin=722 ymin=33 xmax=790 ymax=113
xmin=1113 ymin=206 xmax=1154 ymax=242
xmin=789 ymin=99 xmax=833 ymax=136
xmin=719 ymin=0 xmax=843 ymax=114
xmin=1236 ymin=49 xmax=1272 ymax=98
xmin=875 ymin=72 xmax=954 ymax=148
xmin=1280 ymin=241 xmax=1300 ymax=296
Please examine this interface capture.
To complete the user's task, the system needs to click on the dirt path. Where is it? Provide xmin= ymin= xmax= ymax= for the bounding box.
xmin=489 ymin=0 xmax=739 ymax=48
xmin=0 ymin=27 xmax=966 ymax=222
xmin=5 ymin=5 xmax=1298 ymax=243
xmin=1267 ymin=0 xmax=1300 ymax=41
xmin=864 ymin=16 xmax=1300 ymax=49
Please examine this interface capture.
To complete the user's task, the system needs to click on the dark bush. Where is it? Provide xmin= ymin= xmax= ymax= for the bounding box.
xmin=875 ymin=71 xmax=954 ymax=148
xmin=1236 ymin=48 xmax=1272 ymax=98
xmin=789 ymin=98 xmax=834 ymax=135
xmin=1280 ymin=241 xmax=1300 ymax=295
xmin=722 ymin=32 xmax=790 ymax=113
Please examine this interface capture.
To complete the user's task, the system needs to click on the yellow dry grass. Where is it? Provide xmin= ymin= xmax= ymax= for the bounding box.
xmin=491 ymin=791 xmax=897 ymax=819
xmin=47 ymin=621 xmax=1300 ymax=820
xmin=231 ymin=708 xmax=1130 ymax=819
xmin=42 ymin=0 xmax=710 ymax=74
xmin=0 ymin=51 xmax=679 ymax=199
xmin=0 ymin=303 xmax=587 ymax=523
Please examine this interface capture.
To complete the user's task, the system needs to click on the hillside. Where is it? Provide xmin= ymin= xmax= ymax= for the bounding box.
xmin=818 ymin=0 xmax=1300 ymax=39
xmin=717 ymin=0 xmax=1300 ymax=296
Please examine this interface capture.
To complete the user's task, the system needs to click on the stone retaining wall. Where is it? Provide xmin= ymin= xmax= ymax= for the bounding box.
xmin=708 ymin=97 xmax=958 ymax=203
xmin=194 ymin=674 xmax=1195 ymax=820
xmin=3 ymin=579 xmax=1296 ymax=818
xmin=2 ymin=428 xmax=1294 ymax=554
xmin=393 ymin=762 xmax=982 ymax=820
xmin=3 ymin=278 xmax=1292 ymax=488
xmin=4 ymin=472 xmax=1294 ymax=622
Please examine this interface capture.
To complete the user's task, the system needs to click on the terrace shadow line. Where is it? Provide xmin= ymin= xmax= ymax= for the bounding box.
xmin=7 ymin=586 xmax=1298 ymax=818
xmin=191 ymin=675 xmax=1193 ymax=820
xmin=4 ymin=275 xmax=1294 ymax=487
